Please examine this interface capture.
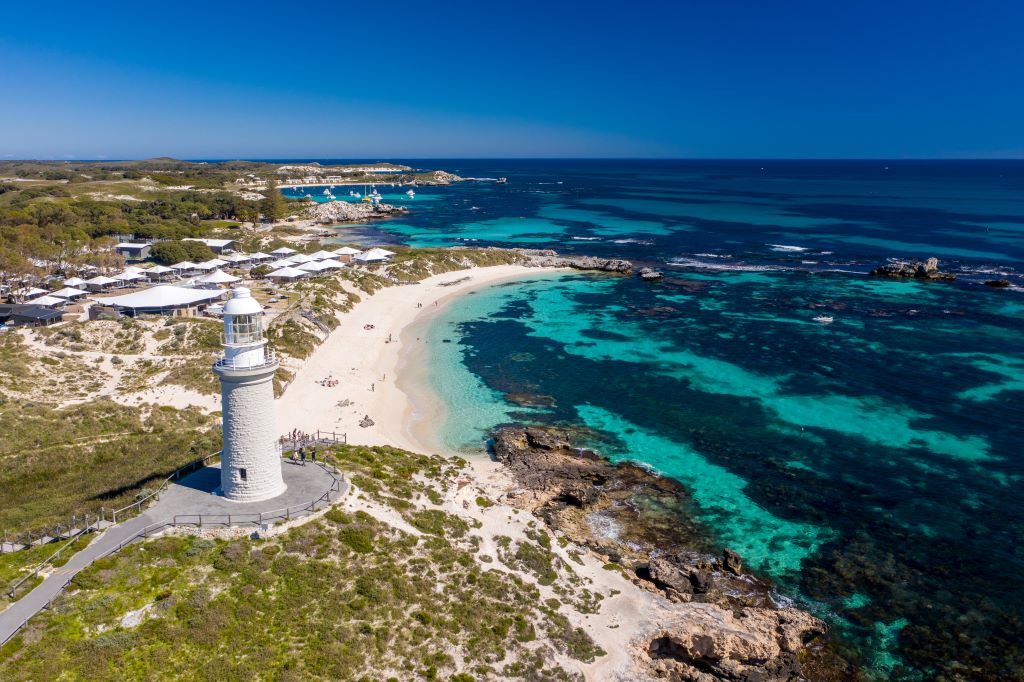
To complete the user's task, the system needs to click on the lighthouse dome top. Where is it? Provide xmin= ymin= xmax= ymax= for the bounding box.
xmin=223 ymin=287 xmax=263 ymax=316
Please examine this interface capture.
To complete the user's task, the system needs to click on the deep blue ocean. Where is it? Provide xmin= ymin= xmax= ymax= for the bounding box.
xmin=286 ymin=160 xmax=1024 ymax=679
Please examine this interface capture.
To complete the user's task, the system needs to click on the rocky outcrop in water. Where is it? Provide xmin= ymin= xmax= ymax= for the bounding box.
xmin=519 ymin=250 xmax=633 ymax=273
xmin=639 ymin=267 xmax=664 ymax=281
xmin=492 ymin=426 xmax=843 ymax=681
xmin=416 ymin=170 xmax=465 ymax=185
xmin=869 ymin=257 xmax=956 ymax=281
xmin=308 ymin=200 xmax=407 ymax=224
xmin=984 ymin=279 xmax=1011 ymax=288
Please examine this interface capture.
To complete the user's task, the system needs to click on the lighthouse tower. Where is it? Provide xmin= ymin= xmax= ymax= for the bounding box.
xmin=213 ymin=287 xmax=286 ymax=502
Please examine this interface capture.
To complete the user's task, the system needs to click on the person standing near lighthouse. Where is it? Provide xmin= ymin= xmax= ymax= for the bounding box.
xmin=213 ymin=286 xmax=286 ymax=502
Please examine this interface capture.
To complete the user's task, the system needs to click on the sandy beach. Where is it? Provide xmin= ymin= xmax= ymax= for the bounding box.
xmin=276 ymin=264 xmax=561 ymax=453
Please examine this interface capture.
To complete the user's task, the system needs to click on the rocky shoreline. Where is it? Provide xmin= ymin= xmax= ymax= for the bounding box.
xmin=307 ymin=200 xmax=408 ymax=224
xmin=492 ymin=426 xmax=854 ymax=681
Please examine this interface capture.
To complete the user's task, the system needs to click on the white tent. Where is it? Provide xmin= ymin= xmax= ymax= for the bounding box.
xmin=266 ymin=266 xmax=309 ymax=281
xmin=354 ymin=248 xmax=396 ymax=263
xmin=196 ymin=269 xmax=241 ymax=285
xmin=222 ymin=253 xmax=250 ymax=264
xmin=296 ymin=260 xmax=331 ymax=273
xmin=270 ymin=247 xmax=297 ymax=255
xmin=63 ymin=277 xmax=87 ymax=287
xmin=13 ymin=286 xmax=47 ymax=298
xmin=194 ymin=259 xmax=225 ymax=271
xmin=289 ymin=253 xmax=315 ymax=264
xmin=144 ymin=265 xmax=174 ymax=278
xmin=308 ymin=249 xmax=336 ymax=261
xmin=331 ymin=246 xmax=361 ymax=256
xmin=122 ymin=265 xmax=145 ymax=274
xmin=99 ymin=285 xmax=225 ymax=314
xmin=83 ymin=276 xmax=120 ymax=291
xmin=170 ymin=261 xmax=198 ymax=272
xmin=266 ymin=258 xmax=294 ymax=269
xmin=317 ymin=258 xmax=346 ymax=270
xmin=27 ymin=295 xmax=67 ymax=307
xmin=50 ymin=287 xmax=89 ymax=300
xmin=249 ymin=252 xmax=272 ymax=262
xmin=115 ymin=271 xmax=146 ymax=282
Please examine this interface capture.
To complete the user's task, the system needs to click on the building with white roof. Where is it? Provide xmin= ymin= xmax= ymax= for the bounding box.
xmin=353 ymin=248 xmax=396 ymax=263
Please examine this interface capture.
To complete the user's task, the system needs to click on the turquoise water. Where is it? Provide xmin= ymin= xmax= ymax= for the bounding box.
xmin=298 ymin=159 xmax=1024 ymax=679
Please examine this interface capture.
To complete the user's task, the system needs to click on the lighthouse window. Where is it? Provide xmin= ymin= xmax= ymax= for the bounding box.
xmin=239 ymin=468 xmax=247 ymax=480
xmin=227 ymin=314 xmax=262 ymax=344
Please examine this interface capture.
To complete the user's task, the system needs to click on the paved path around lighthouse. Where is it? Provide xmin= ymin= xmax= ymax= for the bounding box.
xmin=0 ymin=461 xmax=344 ymax=646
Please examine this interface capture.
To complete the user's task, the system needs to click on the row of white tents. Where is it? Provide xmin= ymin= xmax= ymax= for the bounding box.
xmin=264 ymin=247 xmax=395 ymax=281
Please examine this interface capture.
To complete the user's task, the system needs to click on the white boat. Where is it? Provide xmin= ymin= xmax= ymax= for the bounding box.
xmin=406 ymin=189 xmax=416 ymax=197
xmin=813 ymin=315 xmax=834 ymax=324
xmin=322 ymin=188 xmax=330 ymax=196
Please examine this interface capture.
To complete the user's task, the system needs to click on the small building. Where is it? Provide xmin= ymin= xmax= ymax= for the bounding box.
xmin=269 ymin=247 xmax=297 ymax=256
xmin=265 ymin=266 xmax=308 ymax=282
xmin=115 ymin=242 xmax=152 ymax=260
xmin=183 ymin=238 xmax=237 ymax=254
xmin=49 ymin=287 xmax=90 ymax=301
xmin=353 ymin=248 xmax=396 ymax=264
xmin=0 ymin=304 xmax=64 ymax=327
xmin=26 ymin=295 xmax=68 ymax=308
xmin=143 ymin=265 xmax=175 ymax=281
xmin=83 ymin=276 xmax=121 ymax=292
xmin=331 ymin=246 xmax=361 ymax=263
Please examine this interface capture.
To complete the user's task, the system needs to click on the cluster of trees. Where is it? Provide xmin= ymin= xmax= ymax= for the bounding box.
xmin=149 ymin=240 xmax=216 ymax=265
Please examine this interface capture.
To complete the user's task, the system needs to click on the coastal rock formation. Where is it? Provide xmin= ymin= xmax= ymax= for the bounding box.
xmin=493 ymin=425 xmax=838 ymax=681
xmin=643 ymin=606 xmax=825 ymax=682
xmin=984 ymin=279 xmax=1011 ymax=287
xmin=639 ymin=267 xmax=664 ymax=281
xmin=358 ymin=415 xmax=375 ymax=428
xmin=416 ymin=170 xmax=465 ymax=185
xmin=520 ymin=250 xmax=633 ymax=273
xmin=308 ymin=200 xmax=407 ymax=224
xmin=869 ymin=257 xmax=956 ymax=281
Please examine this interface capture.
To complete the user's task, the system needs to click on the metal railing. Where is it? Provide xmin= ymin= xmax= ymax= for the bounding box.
xmin=212 ymin=348 xmax=277 ymax=371
xmin=0 ymin=578 xmax=72 ymax=649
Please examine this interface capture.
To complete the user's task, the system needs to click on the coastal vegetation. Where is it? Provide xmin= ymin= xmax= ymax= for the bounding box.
xmin=0 ymin=399 xmax=219 ymax=534
xmin=0 ymin=443 xmax=607 ymax=681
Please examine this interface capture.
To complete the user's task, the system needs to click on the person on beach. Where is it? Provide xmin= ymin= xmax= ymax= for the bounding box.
xmin=311 ymin=447 xmax=317 ymax=463
xmin=300 ymin=448 xmax=307 ymax=466
xmin=371 ymin=383 xmax=375 ymax=392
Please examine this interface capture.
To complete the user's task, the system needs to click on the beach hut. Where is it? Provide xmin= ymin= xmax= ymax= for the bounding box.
xmin=49 ymin=287 xmax=90 ymax=301
xmin=143 ymin=265 xmax=175 ymax=281
xmin=289 ymin=253 xmax=315 ymax=264
xmin=266 ymin=266 xmax=308 ymax=282
xmin=83 ymin=275 xmax=120 ymax=292
xmin=316 ymin=258 xmax=346 ymax=270
xmin=63 ymin=277 xmax=88 ymax=288
xmin=270 ymin=246 xmax=297 ymax=256
xmin=10 ymin=286 xmax=48 ymax=301
xmin=296 ymin=260 xmax=332 ymax=273
xmin=248 ymin=252 xmax=273 ymax=263
xmin=27 ymin=295 xmax=68 ymax=308
xmin=331 ymin=246 xmax=361 ymax=263
xmin=114 ymin=271 xmax=147 ymax=286
xmin=98 ymin=285 xmax=226 ymax=317
xmin=266 ymin=258 xmax=295 ymax=269
xmin=193 ymin=260 xmax=222 ymax=272
xmin=308 ymin=249 xmax=336 ymax=261
xmin=222 ymin=253 xmax=251 ymax=266
xmin=353 ymin=248 xmax=396 ymax=264
xmin=170 ymin=261 xmax=199 ymax=276
xmin=195 ymin=269 xmax=241 ymax=288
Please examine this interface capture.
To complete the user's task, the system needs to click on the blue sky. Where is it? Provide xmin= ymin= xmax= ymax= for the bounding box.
xmin=1 ymin=0 xmax=1022 ymax=159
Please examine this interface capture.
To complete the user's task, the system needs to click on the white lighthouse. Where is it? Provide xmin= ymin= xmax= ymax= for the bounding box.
xmin=213 ymin=286 xmax=286 ymax=502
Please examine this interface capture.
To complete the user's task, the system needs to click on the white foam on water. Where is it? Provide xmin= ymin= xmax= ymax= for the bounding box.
xmin=669 ymin=257 xmax=789 ymax=272
xmin=768 ymin=244 xmax=809 ymax=252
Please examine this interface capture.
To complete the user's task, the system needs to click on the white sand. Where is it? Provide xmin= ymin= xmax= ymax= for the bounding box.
xmin=276 ymin=264 xmax=558 ymax=451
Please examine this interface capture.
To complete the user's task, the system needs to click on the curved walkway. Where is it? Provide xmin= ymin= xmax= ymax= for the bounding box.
xmin=0 ymin=461 xmax=345 ymax=645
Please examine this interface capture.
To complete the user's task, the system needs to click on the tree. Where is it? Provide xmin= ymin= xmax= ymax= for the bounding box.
xmin=149 ymin=240 xmax=214 ymax=265
xmin=260 ymin=179 xmax=287 ymax=222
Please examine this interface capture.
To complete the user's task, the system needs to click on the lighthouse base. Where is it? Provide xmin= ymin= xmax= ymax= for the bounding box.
xmin=216 ymin=363 xmax=286 ymax=503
